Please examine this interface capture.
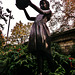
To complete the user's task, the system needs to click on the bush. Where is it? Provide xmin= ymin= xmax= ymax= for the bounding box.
xmin=0 ymin=44 xmax=37 ymax=75
xmin=70 ymin=45 xmax=75 ymax=58
xmin=0 ymin=43 xmax=75 ymax=75
xmin=0 ymin=30 xmax=5 ymax=49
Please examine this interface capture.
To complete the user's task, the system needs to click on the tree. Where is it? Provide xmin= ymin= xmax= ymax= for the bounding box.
xmin=49 ymin=0 xmax=65 ymax=33
xmin=63 ymin=0 xmax=75 ymax=26
xmin=0 ymin=30 xmax=5 ymax=47
xmin=57 ymin=0 xmax=75 ymax=31
xmin=0 ymin=1 xmax=7 ymax=30
xmin=64 ymin=0 xmax=75 ymax=16
xmin=49 ymin=0 xmax=75 ymax=33
xmin=0 ymin=1 xmax=11 ymax=31
xmin=10 ymin=21 xmax=32 ymax=44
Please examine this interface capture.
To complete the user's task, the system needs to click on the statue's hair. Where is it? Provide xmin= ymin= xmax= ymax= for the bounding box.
xmin=40 ymin=0 xmax=50 ymax=10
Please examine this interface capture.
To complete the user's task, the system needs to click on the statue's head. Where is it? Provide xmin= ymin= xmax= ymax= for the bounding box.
xmin=40 ymin=0 xmax=50 ymax=10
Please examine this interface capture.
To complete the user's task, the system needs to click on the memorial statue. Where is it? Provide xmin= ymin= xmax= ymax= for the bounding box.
xmin=16 ymin=0 xmax=53 ymax=75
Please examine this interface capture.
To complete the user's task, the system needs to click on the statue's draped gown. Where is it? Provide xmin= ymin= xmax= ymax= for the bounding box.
xmin=28 ymin=13 xmax=51 ymax=55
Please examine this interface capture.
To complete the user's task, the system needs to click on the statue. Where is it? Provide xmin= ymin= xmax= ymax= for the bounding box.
xmin=16 ymin=0 xmax=53 ymax=75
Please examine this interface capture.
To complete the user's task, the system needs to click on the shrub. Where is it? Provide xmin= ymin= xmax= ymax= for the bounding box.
xmin=0 ymin=43 xmax=75 ymax=75
xmin=70 ymin=45 xmax=75 ymax=58
xmin=0 ymin=30 xmax=5 ymax=49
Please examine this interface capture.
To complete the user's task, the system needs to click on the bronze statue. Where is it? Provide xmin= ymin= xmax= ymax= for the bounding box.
xmin=16 ymin=0 xmax=52 ymax=74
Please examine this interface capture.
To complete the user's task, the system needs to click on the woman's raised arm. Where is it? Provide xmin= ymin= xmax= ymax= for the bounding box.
xmin=24 ymin=9 xmax=35 ymax=21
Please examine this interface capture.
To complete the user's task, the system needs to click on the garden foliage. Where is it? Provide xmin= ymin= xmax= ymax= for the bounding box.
xmin=0 ymin=43 xmax=75 ymax=75
xmin=0 ymin=30 xmax=5 ymax=49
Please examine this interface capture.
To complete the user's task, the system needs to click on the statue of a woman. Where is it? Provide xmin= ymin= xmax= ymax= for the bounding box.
xmin=23 ymin=0 xmax=52 ymax=52
xmin=16 ymin=0 xmax=52 ymax=74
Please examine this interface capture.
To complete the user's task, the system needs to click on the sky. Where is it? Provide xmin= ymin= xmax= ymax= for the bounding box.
xmin=1 ymin=0 xmax=41 ymax=36
xmin=0 ymin=0 xmax=61 ymax=36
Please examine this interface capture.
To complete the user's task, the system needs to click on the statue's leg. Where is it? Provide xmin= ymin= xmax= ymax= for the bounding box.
xmin=45 ymin=51 xmax=58 ymax=72
xmin=37 ymin=54 xmax=43 ymax=75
